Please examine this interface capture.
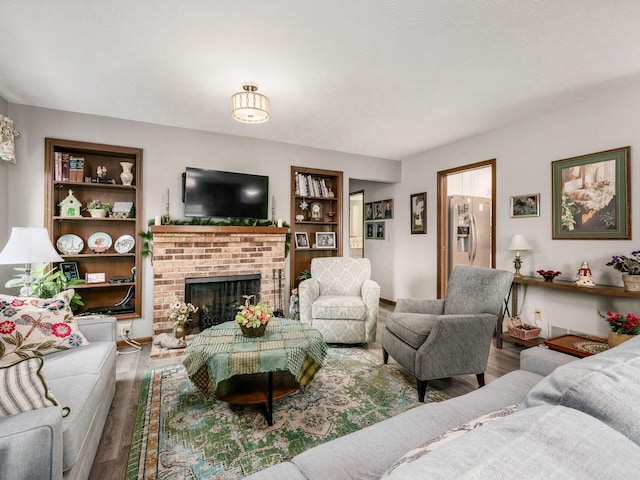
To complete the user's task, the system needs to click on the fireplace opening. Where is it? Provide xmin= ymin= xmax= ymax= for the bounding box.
xmin=185 ymin=274 xmax=261 ymax=333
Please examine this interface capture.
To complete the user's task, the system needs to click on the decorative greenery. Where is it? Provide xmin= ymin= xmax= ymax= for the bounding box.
xmin=606 ymin=250 xmax=640 ymax=275
xmin=169 ymin=297 xmax=198 ymax=326
xmin=85 ymin=200 xmax=111 ymax=212
xmin=4 ymin=265 xmax=85 ymax=311
xmin=235 ymin=295 xmax=273 ymax=328
xmin=297 ymin=265 xmax=312 ymax=281
xmin=560 ymin=192 xmax=579 ymax=231
xmin=598 ymin=310 xmax=640 ymax=335
xmin=139 ymin=217 xmax=291 ymax=259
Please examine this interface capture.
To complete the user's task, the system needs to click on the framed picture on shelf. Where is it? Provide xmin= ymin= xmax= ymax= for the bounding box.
xmin=375 ymin=221 xmax=385 ymax=240
xmin=410 ymin=192 xmax=427 ymax=234
xmin=552 ymin=146 xmax=630 ymax=239
xmin=60 ymin=261 xmax=80 ymax=281
xmin=294 ymin=232 xmax=310 ymax=249
xmin=510 ymin=193 xmax=540 ymax=218
xmin=365 ymin=222 xmax=374 ymax=239
xmin=365 ymin=202 xmax=374 ymax=220
xmin=373 ymin=201 xmax=384 ymax=219
xmin=315 ymin=232 xmax=336 ymax=248
xmin=382 ymin=199 xmax=393 ymax=219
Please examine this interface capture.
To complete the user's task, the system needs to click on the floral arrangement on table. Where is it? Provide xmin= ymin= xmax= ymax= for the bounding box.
xmin=598 ymin=310 xmax=640 ymax=335
xmin=169 ymin=297 xmax=198 ymax=326
xmin=606 ymin=250 xmax=640 ymax=275
xmin=235 ymin=295 xmax=273 ymax=337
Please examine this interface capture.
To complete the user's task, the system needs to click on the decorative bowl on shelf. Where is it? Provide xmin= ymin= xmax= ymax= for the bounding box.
xmin=537 ymin=269 xmax=561 ymax=282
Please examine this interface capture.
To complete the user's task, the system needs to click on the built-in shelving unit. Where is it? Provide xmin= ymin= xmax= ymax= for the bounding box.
xmin=44 ymin=138 xmax=143 ymax=320
xmin=497 ymin=275 xmax=640 ymax=348
xmin=290 ymin=166 xmax=343 ymax=287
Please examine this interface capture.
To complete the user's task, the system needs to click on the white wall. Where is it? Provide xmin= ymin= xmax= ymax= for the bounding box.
xmin=366 ymin=83 xmax=640 ymax=338
xmin=0 ymin=96 xmax=11 ymax=285
xmin=5 ymin=105 xmax=401 ymax=337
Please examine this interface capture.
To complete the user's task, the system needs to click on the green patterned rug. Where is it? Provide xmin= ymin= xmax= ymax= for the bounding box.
xmin=126 ymin=347 xmax=447 ymax=479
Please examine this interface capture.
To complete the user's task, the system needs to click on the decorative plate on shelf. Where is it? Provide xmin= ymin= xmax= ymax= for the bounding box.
xmin=56 ymin=234 xmax=84 ymax=255
xmin=87 ymin=232 xmax=112 ymax=253
xmin=114 ymin=234 xmax=135 ymax=254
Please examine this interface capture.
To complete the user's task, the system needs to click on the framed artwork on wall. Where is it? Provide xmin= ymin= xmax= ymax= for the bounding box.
xmin=552 ymin=146 xmax=630 ymax=239
xmin=365 ymin=222 xmax=374 ymax=239
xmin=510 ymin=193 xmax=540 ymax=218
xmin=410 ymin=192 xmax=426 ymax=234
xmin=365 ymin=203 xmax=374 ymax=220
xmin=382 ymin=199 xmax=393 ymax=219
xmin=375 ymin=221 xmax=385 ymax=239
xmin=373 ymin=201 xmax=384 ymax=219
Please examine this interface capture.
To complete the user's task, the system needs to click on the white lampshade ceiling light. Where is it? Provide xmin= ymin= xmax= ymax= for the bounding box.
xmin=231 ymin=83 xmax=270 ymax=123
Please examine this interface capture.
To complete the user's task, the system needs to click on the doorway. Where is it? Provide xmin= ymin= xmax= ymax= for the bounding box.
xmin=437 ymin=160 xmax=496 ymax=297
xmin=349 ymin=190 xmax=364 ymax=258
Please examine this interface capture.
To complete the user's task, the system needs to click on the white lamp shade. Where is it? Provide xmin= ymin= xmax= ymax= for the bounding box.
xmin=507 ymin=234 xmax=532 ymax=252
xmin=0 ymin=227 xmax=64 ymax=265
xmin=231 ymin=83 xmax=270 ymax=123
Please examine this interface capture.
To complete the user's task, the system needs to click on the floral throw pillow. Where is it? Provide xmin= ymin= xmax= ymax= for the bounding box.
xmin=0 ymin=290 xmax=89 ymax=367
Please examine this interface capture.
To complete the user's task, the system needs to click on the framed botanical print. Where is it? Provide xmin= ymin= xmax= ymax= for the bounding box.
xmin=410 ymin=192 xmax=426 ymax=234
xmin=552 ymin=147 xmax=630 ymax=239
xmin=510 ymin=193 xmax=540 ymax=218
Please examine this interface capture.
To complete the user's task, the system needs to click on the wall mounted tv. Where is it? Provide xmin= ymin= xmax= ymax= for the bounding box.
xmin=182 ymin=167 xmax=269 ymax=219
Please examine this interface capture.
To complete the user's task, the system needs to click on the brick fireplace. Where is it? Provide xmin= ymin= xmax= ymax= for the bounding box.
xmin=150 ymin=225 xmax=288 ymax=337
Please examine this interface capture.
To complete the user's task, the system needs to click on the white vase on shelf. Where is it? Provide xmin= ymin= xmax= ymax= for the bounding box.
xmin=120 ymin=162 xmax=134 ymax=186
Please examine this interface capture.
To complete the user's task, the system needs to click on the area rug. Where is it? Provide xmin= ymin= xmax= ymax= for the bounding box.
xmin=126 ymin=347 xmax=447 ymax=480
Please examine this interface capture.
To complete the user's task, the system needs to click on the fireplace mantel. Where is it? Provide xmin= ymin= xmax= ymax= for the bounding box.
xmin=150 ymin=225 xmax=288 ymax=235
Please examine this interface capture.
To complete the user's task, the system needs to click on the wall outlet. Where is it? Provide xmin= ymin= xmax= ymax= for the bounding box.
xmin=119 ymin=323 xmax=132 ymax=337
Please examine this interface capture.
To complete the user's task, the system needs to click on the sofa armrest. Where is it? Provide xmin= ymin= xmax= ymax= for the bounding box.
xmin=76 ymin=315 xmax=117 ymax=342
xmin=520 ymin=346 xmax=578 ymax=376
xmin=395 ymin=298 xmax=445 ymax=315
xmin=0 ymin=406 xmax=64 ymax=480
xmin=298 ymin=278 xmax=320 ymax=325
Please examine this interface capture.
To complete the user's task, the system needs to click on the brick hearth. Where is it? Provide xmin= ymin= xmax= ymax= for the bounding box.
xmin=150 ymin=225 xmax=288 ymax=337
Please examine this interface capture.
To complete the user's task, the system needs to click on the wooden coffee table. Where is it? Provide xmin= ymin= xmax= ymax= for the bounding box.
xmin=183 ymin=318 xmax=327 ymax=425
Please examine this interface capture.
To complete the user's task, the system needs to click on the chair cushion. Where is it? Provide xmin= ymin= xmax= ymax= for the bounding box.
xmin=386 ymin=313 xmax=437 ymax=349
xmin=0 ymin=290 xmax=90 ymax=367
xmin=311 ymin=258 xmax=371 ymax=296
xmin=312 ymin=296 xmax=366 ymax=320
xmin=523 ymin=334 xmax=640 ymax=445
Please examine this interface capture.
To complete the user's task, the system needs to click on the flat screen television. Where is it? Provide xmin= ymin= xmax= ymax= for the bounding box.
xmin=182 ymin=167 xmax=269 ymax=219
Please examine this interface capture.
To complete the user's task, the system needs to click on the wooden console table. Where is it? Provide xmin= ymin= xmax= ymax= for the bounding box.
xmin=496 ymin=275 xmax=640 ymax=349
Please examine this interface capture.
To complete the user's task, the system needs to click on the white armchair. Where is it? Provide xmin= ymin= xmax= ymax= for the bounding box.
xmin=298 ymin=257 xmax=380 ymax=344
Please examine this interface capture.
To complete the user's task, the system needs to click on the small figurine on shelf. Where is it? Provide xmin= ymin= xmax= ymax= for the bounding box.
xmin=575 ymin=261 xmax=596 ymax=287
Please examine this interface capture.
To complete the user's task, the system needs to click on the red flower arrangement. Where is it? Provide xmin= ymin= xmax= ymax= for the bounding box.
xmin=598 ymin=310 xmax=640 ymax=335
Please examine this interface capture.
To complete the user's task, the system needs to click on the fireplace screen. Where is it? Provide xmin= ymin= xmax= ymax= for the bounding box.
xmin=185 ymin=274 xmax=261 ymax=331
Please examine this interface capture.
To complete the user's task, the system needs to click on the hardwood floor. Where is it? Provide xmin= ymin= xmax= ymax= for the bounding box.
xmin=89 ymin=304 xmax=523 ymax=479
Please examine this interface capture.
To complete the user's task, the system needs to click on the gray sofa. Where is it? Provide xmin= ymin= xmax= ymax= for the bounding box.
xmin=247 ymin=335 xmax=640 ymax=479
xmin=0 ymin=316 xmax=117 ymax=480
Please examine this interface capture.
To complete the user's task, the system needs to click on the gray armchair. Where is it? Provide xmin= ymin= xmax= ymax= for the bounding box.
xmin=382 ymin=265 xmax=513 ymax=401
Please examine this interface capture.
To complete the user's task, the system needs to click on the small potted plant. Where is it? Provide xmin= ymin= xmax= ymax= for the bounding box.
xmin=606 ymin=250 xmax=640 ymax=291
xmin=235 ymin=295 xmax=273 ymax=337
xmin=85 ymin=200 xmax=111 ymax=218
xmin=598 ymin=310 xmax=640 ymax=347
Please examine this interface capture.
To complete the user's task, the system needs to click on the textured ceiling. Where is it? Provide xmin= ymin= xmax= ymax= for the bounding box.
xmin=3 ymin=1 xmax=640 ymax=160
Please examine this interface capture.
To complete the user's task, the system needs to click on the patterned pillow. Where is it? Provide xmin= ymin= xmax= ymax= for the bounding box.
xmin=0 ymin=357 xmax=68 ymax=416
xmin=0 ymin=290 xmax=89 ymax=367
xmin=382 ymin=404 xmax=520 ymax=478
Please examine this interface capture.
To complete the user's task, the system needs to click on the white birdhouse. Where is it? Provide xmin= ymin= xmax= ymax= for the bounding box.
xmin=59 ymin=190 xmax=82 ymax=217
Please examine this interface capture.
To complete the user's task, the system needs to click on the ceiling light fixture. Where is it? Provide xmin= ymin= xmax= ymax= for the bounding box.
xmin=231 ymin=83 xmax=270 ymax=124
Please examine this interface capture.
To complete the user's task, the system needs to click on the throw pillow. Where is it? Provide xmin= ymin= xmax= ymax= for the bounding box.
xmin=381 ymin=404 xmax=519 ymax=478
xmin=0 ymin=290 xmax=89 ymax=367
xmin=0 ymin=356 xmax=68 ymax=416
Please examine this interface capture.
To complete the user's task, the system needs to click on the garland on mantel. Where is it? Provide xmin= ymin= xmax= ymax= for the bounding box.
xmin=139 ymin=218 xmax=291 ymax=260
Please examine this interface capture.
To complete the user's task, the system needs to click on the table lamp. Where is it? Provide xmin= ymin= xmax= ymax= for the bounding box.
xmin=507 ymin=233 xmax=532 ymax=277
xmin=0 ymin=227 xmax=64 ymax=296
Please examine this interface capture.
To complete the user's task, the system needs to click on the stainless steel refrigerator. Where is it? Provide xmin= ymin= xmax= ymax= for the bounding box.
xmin=448 ymin=195 xmax=492 ymax=271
